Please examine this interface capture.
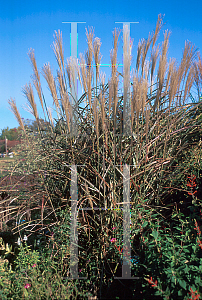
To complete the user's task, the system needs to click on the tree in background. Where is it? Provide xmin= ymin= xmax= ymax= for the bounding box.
xmin=21 ymin=118 xmax=53 ymax=137
xmin=0 ymin=119 xmax=50 ymax=153
xmin=0 ymin=126 xmax=21 ymax=141
xmin=0 ymin=119 xmax=52 ymax=141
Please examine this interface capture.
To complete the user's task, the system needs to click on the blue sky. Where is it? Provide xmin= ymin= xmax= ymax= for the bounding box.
xmin=0 ymin=0 xmax=202 ymax=132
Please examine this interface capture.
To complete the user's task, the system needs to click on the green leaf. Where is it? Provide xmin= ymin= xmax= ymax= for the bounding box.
xmin=154 ymin=290 xmax=162 ymax=296
xmin=184 ymin=265 xmax=189 ymax=274
xmin=142 ymin=221 xmax=148 ymax=227
xmin=151 ymin=230 xmax=158 ymax=240
xmin=178 ymin=279 xmax=186 ymax=290
xmin=195 ymin=277 xmax=201 ymax=285
xmin=183 ymin=248 xmax=190 ymax=253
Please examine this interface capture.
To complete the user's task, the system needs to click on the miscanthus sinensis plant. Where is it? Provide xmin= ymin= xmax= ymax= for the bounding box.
xmin=2 ymin=13 xmax=202 ymax=299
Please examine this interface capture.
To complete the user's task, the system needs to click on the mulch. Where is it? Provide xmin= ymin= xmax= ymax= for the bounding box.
xmin=0 ymin=173 xmax=45 ymax=228
xmin=0 ymin=174 xmax=38 ymax=193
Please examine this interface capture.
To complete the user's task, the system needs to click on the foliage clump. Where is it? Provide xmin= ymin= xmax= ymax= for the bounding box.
xmin=0 ymin=13 xmax=201 ymax=299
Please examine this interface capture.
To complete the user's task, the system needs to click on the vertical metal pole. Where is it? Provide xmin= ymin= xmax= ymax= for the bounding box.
xmin=122 ymin=164 xmax=131 ymax=278
xmin=62 ymin=22 xmax=86 ymax=138
xmin=115 ymin=22 xmax=139 ymax=136
xmin=64 ymin=164 xmax=86 ymax=280
xmin=114 ymin=164 xmax=139 ymax=279
xmin=70 ymin=23 xmax=78 ymax=138
xmin=70 ymin=164 xmax=78 ymax=278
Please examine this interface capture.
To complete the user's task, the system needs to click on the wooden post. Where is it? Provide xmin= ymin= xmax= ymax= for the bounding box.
xmin=5 ymin=136 xmax=7 ymax=156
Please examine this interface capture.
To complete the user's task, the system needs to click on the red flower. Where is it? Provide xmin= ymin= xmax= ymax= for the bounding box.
xmin=194 ymin=221 xmax=201 ymax=236
xmin=188 ymin=287 xmax=200 ymax=300
xmin=187 ymin=175 xmax=198 ymax=196
xmin=24 ymin=283 xmax=31 ymax=289
xmin=152 ymin=280 xmax=158 ymax=287
xmin=197 ymin=240 xmax=202 ymax=249
xmin=114 ymin=244 xmax=123 ymax=254
xmin=148 ymin=277 xmax=158 ymax=287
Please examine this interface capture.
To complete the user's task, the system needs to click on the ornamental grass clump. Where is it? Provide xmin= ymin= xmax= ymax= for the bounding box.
xmin=0 ymin=13 xmax=202 ymax=298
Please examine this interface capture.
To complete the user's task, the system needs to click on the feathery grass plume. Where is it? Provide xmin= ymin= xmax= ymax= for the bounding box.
xmin=99 ymin=70 xmax=107 ymax=133
xmin=141 ymin=33 xmax=153 ymax=77
xmin=131 ymin=72 xmax=141 ymax=127
xmin=123 ymin=24 xmax=132 ymax=135
xmin=141 ymin=77 xmax=148 ymax=114
xmin=111 ymin=76 xmax=119 ymax=132
xmin=65 ymin=57 xmax=72 ymax=89
xmin=85 ymin=27 xmax=94 ymax=115
xmin=109 ymin=28 xmax=121 ymax=134
xmin=27 ymin=48 xmax=45 ymax=119
xmin=197 ymin=52 xmax=202 ymax=82
xmin=57 ymin=69 xmax=66 ymax=97
xmin=193 ymin=59 xmax=201 ymax=99
xmin=110 ymin=28 xmax=121 ymax=80
xmin=85 ymin=26 xmax=94 ymax=65
xmin=183 ymin=65 xmax=195 ymax=105
xmin=41 ymin=63 xmax=60 ymax=110
xmin=143 ymin=59 xmax=150 ymax=81
xmin=65 ymin=57 xmax=80 ymax=137
xmin=154 ymin=29 xmax=171 ymax=112
xmin=176 ymin=41 xmax=198 ymax=100
xmin=100 ymin=71 xmax=106 ymax=89
xmin=51 ymin=30 xmax=64 ymax=75
xmin=136 ymin=39 xmax=145 ymax=74
xmin=165 ymin=57 xmax=176 ymax=95
xmin=62 ymin=91 xmax=73 ymax=133
xmin=151 ymin=13 xmax=165 ymax=52
xmin=65 ymin=57 xmax=78 ymax=103
xmin=197 ymin=52 xmax=202 ymax=74
xmin=57 ymin=69 xmax=72 ymax=132
xmin=7 ymin=98 xmax=26 ymax=133
xmin=93 ymin=37 xmax=102 ymax=89
xmin=150 ymin=45 xmax=160 ymax=92
xmin=182 ymin=41 xmax=198 ymax=81
xmin=22 ymin=82 xmax=39 ymax=121
xmin=193 ymin=52 xmax=202 ymax=99
xmin=47 ymin=107 xmax=54 ymax=128
xmin=168 ymin=60 xmax=179 ymax=108
xmin=78 ymin=53 xmax=87 ymax=95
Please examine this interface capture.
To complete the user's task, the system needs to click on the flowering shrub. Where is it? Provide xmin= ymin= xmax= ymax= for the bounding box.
xmin=127 ymin=201 xmax=202 ymax=299
xmin=24 ymin=283 xmax=31 ymax=289
xmin=187 ymin=175 xmax=198 ymax=196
